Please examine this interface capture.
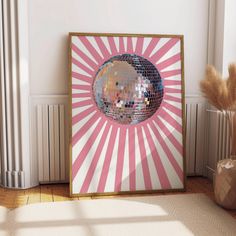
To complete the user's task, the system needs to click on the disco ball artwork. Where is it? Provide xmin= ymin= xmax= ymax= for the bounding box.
xmin=70 ymin=33 xmax=185 ymax=197
xmin=93 ymin=54 xmax=163 ymax=124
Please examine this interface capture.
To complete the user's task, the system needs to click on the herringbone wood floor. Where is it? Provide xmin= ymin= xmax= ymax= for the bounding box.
xmin=0 ymin=177 xmax=235 ymax=219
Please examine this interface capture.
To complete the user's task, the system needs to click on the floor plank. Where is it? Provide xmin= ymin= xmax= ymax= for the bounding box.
xmin=40 ymin=185 xmax=53 ymax=202
xmin=27 ymin=187 xmax=40 ymax=204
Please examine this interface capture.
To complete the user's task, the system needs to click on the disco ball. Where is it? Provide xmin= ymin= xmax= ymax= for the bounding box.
xmin=93 ymin=54 xmax=163 ymax=124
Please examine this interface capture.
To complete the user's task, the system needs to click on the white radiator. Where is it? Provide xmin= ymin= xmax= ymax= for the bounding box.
xmin=185 ymin=97 xmax=207 ymax=175
xmin=37 ymin=104 xmax=66 ymax=182
xmin=0 ymin=0 xmax=26 ymax=188
xmin=30 ymin=95 xmax=207 ymax=183
xmin=30 ymin=96 xmax=69 ymax=183
xmin=206 ymin=110 xmax=231 ymax=178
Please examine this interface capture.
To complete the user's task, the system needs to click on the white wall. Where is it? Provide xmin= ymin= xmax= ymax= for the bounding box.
xmin=214 ymin=0 xmax=236 ymax=76
xmin=222 ymin=0 xmax=236 ymax=76
xmin=214 ymin=0 xmax=225 ymax=73
xmin=28 ymin=0 xmax=210 ymax=96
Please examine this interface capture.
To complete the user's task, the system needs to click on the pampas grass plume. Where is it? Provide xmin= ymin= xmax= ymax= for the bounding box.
xmin=200 ymin=64 xmax=236 ymax=111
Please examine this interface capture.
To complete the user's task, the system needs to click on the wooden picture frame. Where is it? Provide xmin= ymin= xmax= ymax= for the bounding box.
xmin=69 ymin=32 xmax=185 ymax=197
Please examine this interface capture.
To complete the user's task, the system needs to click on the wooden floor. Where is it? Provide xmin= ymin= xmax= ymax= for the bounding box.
xmin=0 ymin=177 xmax=235 ymax=219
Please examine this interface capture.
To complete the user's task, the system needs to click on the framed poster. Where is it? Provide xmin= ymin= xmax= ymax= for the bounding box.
xmin=69 ymin=33 xmax=185 ymax=197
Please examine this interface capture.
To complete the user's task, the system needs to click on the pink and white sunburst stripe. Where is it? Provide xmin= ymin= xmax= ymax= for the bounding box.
xmin=70 ymin=34 xmax=185 ymax=195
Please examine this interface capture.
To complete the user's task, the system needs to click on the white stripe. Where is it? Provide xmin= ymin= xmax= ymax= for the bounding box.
xmin=73 ymin=36 xmax=98 ymax=64
xmin=72 ymin=116 xmax=101 ymax=164
xmin=72 ymin=77 xmax=90 ymax=86
xmin=152 ymin=120 xmax=166 ymax=143
xmin=114 ymin=37 xmax=119 ymax=53
xmin=73 ymin=121 xmax=107 ymax=194
xmin=158 ymin=116 xmax=182 ymax=142
xmin=160 ymin=61 xmax=181 ymax=72
xmin=104 ymin=128 xmax=120 ymax=192
xmin=141 ymin=127 xmax=161 ymax=189
xmin=72 ymin=92 xmax=92 ymax=100
xmin=157 ymin=41 xmax=180 ymax=64
xmin=123 ymin=37 xmax=127 ymax=52
xmin=101 ymin=37 xmax=112 ymax=55
xmin=142 ymin=37 xmax=152 ymax=54
xmin=88 ymin=36 xmax=104 ymax=59
xmin=153 ymin=121 xmax=183 ymax=168
xmin=72 ymin=89 xmax=90 ymax=95
xmin=153 ymin=117 xmax=182 ymax=150
xmin=72 ymin=110 xmax=96 ymax=137
xmin=88 ymin=125 xmax=112 ymax=193
xmin=121 ymin=129 xmax=130 ymax=191
xmin=147 ymin=124 xmax=183 ymax=189
xmin=72 ymin=63 xmax=91 ymax=77
xmin=164 ymin=97 xmax=181 ymax=105
xmin=72 ymin=50 xmax=94 ymax=71
xmin=72 ymin=97 xmax=92 ymax=103
xmin=163 ymin=74 xmax=181 ymax=81
xmin=164 ymin=84 xmax=181 ymax=89
xmin=165 ymin=92 xmax=181 ymax=99
xmin=163 ymin=134 xmax=184 ymax=171
xmin=72 ymin=104 xmax=93 ymax=117
xmin=131 ymin=37 xmax=137 ymax=52
xmin=149 ymin=38 xmax=169 ymax=58
xmin=135 ymin=127 xmax=145 ymax=190
xmin=162 ymin=106 xmax=182 ymax=125
xmin=153 ymin=116 xmax=182 ymax=145
xmin=165 ymin=100 xmax=182 ymax=109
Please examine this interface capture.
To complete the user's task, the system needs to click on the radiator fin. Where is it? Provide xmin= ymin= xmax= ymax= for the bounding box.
xmin=36 ymin=104 xmax=68 ymax=183
xmin=185 ymin=101 xmax=207 ymax=175
xmin=217 ymin=112 xmax=231 ymax=161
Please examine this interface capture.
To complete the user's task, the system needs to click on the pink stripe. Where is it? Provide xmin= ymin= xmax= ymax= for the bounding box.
xmin=80 ymin=124 xmax=111 ymax=193
xmin=127 ymin=37 xmax=134 ymax=53
xmin=72 ymin=43 xmax=98 ymax=70
xmin=72 ymin=106 xmax=95 ymax=125
xmin=164 ymin=94 xmax=182 ymax=103
xmin=79 ymin=36 xmax=103 ymax=64
xmin=72 ymin=57 xmax=94 ymax=76
xmin=149 ymin=121 xmax=183 ymax=183
xmin=143 ymin=38 xmax=160 ymax=58
xmin=72 ymin=84 xmax=90 ymax=91
xmin=128 ymin=126 xmax=136 ymax=191
xmin=119 ymin=37 xmax=125 ymax=53
xmin=72 ymin=112 xmax=100 ymax=146
xmin=143 ymin=125 xmax=171 ymax=188
xmin=72 ymin=71 xmax=91 ymax=84
xmin=95 ymin=37 xmax=111 ymax=59
xmin=135 ymin=37 xmax=144 ymax=55
xmin=97 ymin=127 xmax=118 ymax=193
xmin=136 ymin=126 xmax=152 ymax=190
xmin=165 ymin=88 xmax=181 ymax=94
xmin=157 ymin=53 xmax=181 ymax=71
xmin=72 ymin=99 xmax=93 ymax=109
xmin=151 ymin=38 xmax=179 ymax=64
xmin=156 ymin=118 xmax=183 ymax=155
xmin=72 ymin=118 xmax=106 ymax=180
xmin=160 ymin=69 xmax=181 ymax=78
xmin=157 ymin=109 xmax=182 ymax=133
xmin=164 ymin=80 xmax=181 ymax=86
xmin=114 ymin=128 xmax=126 ymax=192
xmin=163 ymin=101 xmax=182 ymax=118
xmin=72 ymin=93 xmax=91 ymax=98
xmin=108 ymin=37 xmax=118 ymax=55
